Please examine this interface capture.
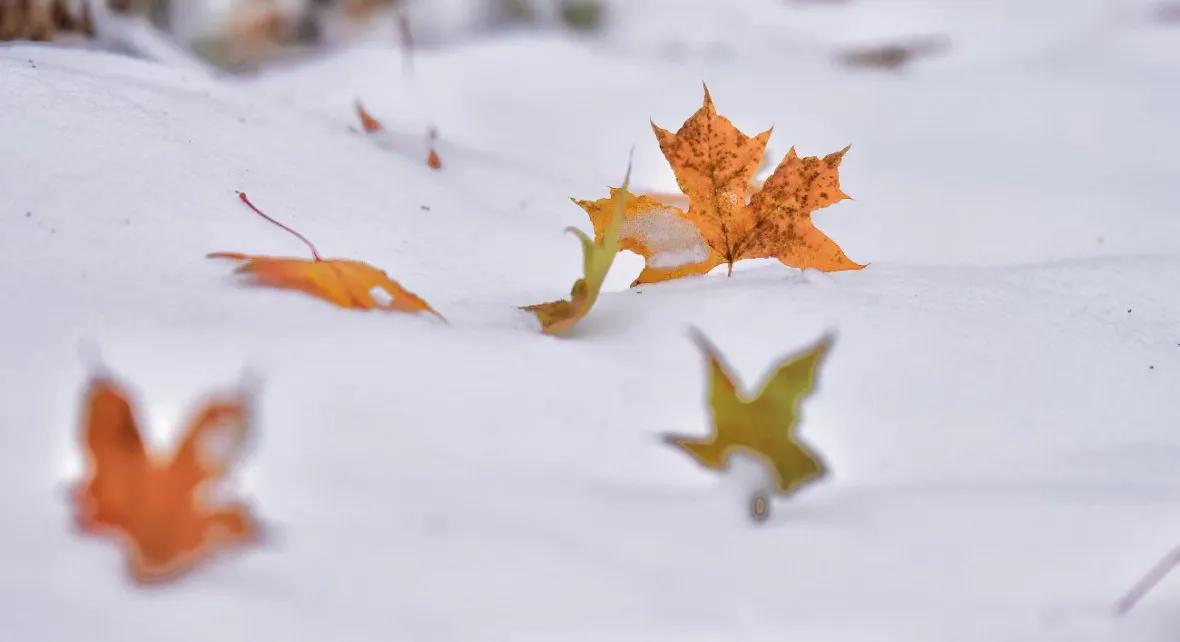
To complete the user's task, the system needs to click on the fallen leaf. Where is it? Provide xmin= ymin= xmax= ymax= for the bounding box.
xmin=356 ymin=103 xmax=443 ymax=170
xmin=579 ymin=87 xmax=861 ymax=285
xmin=427 ymin=148 xmax=442 ymax=169
xmin=425 ymin=128 xmax=442 ymax=170
xmin=210 ymin=192 xmax=442 ymax=319
xmin=210 ymin=252 xmax=442 ymax=317
xmin=522 ymin=167 xmax=632 ymax=334
xmin=356 ymin=101 xmax=383 ymax=133
xmin=74 ymin=376 xmax=256 ymax=582
xmin=666 ymin=331 xmax=832 ymax=497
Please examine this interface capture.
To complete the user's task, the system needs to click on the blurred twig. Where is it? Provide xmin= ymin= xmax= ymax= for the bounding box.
xmin=1114 ymin=545 xmax=1180 ymax=616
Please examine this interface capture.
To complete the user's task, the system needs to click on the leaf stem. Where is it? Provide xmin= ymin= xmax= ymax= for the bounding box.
xmin=749 ymin=491 xmax=770 ymax=523
xmin=235 ymin=191 xmax=322 ymax=261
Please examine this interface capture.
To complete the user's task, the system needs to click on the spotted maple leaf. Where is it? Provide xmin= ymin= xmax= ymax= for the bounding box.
xmin=578 ymin=87 xmax=861 ymax=285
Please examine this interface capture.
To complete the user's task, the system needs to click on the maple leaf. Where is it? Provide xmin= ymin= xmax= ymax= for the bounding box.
xmin=209 ymin=192 xmax=443 ymax=320
xmin=666 ymin=331 xmax=832 ymax=507
xmin=579 ymin=87 xmax=862 ymax=285
xmin=74 ymin=376 xmax=256 ymax=582
xmin=522 ymin=166 xmax=632 ymax=334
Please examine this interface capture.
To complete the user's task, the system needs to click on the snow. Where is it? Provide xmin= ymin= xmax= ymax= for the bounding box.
xmin=2 ymin=1 xmax=1180 ymax=639
xmin=618 ymin=205 xmax=712 ymax=270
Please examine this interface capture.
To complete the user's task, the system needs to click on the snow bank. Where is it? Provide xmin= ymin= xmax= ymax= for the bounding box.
xmin=2 ymin=2 xmax=1179 ymax=638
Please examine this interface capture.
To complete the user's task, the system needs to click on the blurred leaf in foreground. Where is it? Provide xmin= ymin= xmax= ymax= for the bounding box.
xmin=74 ymin=376 xmax=256 ymax=582
xmin=666 ymin=332 xmax=833 ymax=515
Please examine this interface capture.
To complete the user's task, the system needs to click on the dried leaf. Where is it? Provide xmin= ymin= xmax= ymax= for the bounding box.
xmin=209 ymin=252 xmax=442 ymax=318
xmin=666 ymin=331 xmax=832 ymax=495
xmin=74 ymin=377 xmax=255 ymax=582
xmin=426 ymin=126 xmax=442 ymax=170
xmin=522 ymin=171 xmax=631 ymax=334
xmin=577 ymin=188 xmax=720 ymax=284
xmin=356 ymin=104 xmax=443 ymax=170
xmin=579 ymin=87 xmax=861 ymax=285
xmin=210 ymin=192 xmax=442 ymax=319
xmin=356 ymin=101 xmax=383 ymax=133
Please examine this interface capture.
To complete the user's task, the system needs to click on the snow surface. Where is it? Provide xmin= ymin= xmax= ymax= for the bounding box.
xmin=2 ymin=1 xmax=1180 ymax=640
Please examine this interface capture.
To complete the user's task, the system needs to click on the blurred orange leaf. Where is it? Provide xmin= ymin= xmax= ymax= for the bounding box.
xmin=355 ymin=102 xmax=443 ymax=170
xmin=426 ymin=126 xmax=442 ymax=170
xmin=210 ymin=193 xmax=442 ymax=319
xmin=578 ymin=87 xmax=861 ymax=285
xmin=355 ymin=101 xmax=383 ymax=133
xmin=74 ymin=377 xmax=256 ymax=582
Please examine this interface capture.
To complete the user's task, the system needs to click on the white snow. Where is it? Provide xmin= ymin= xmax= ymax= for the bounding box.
xmin=618 ymin=204 xmax=712 ymax=270
xmin=2 ymin=1 xmax=1180 ymax=640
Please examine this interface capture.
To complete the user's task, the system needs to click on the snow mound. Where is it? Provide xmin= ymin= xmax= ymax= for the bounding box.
xmin=2 ymin=24 xmax=1179 ymax=642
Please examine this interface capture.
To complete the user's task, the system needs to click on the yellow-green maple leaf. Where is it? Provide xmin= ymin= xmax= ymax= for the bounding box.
xmin=667 ymin=331 xmax=832 ymax=495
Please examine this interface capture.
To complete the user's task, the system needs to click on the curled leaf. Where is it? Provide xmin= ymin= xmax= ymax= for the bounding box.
xmin=522 ymin=167 xmax=631 ymax=334
xmin=209 ymin=252 xmax=443 ymax=319
xmin=210 ymin=193 xmax=443 ymax=320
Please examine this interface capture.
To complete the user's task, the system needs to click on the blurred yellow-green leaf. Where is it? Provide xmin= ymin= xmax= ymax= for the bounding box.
xmin=667 ymin=332 xmax=833 ymax=495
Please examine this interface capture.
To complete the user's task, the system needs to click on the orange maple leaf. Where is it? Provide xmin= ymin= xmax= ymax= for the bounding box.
xmin=209 ymin=193 xmax=443 ymax=319
xmin=74 ymin=376 xmax=256 ymax=582
xmin=578 ymin=87 xmax=862 ymax=285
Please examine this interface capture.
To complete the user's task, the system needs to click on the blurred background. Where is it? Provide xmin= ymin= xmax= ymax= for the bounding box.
xmin=5 ymin=0 xmax=1178 ymax=71
xmin=4 ymin=0 xmax=1177 ymax=270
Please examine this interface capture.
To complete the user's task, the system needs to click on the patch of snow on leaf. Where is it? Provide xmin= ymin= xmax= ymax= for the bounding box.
xmin=624 ymin=205 xmax=712 ymax=269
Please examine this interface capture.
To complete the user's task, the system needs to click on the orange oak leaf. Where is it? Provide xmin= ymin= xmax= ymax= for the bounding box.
xmin=578 ymin=87 xmax=862 ymax=285
xmin=209 ymin=193 xmax=443 ymax=319
xmin=74 ymin=376 xmax=256 ymax=582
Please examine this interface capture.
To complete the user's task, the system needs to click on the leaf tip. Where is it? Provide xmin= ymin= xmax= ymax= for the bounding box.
xmin=622 ymin=145 xmax=635 ymax=190
xmin=700 ymin=82 xmax=713 ymax=107
xmin=650 ymin=119 xmax=669 ymax=139
xmin=688 ymin=326 xmax=720 ymax=360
